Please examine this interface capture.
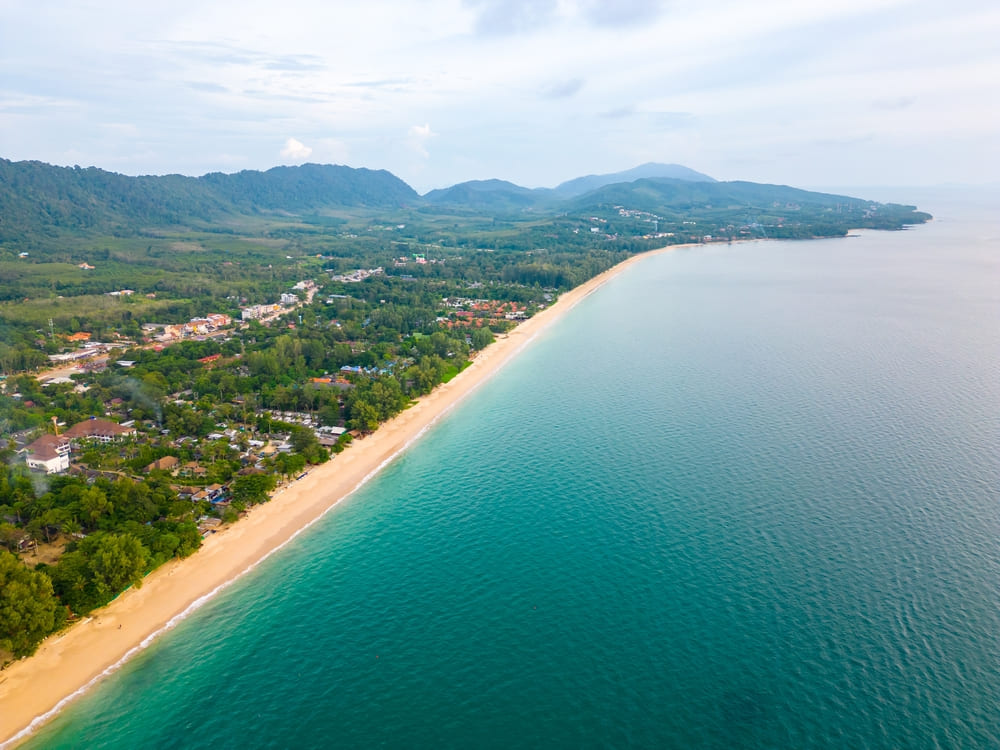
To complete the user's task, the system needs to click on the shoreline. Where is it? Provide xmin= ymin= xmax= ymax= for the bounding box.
xmin=0 ymin=242 xmax=694 ymax=747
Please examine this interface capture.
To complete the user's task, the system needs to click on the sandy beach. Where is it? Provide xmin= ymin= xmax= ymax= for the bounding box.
xmin=0 ymin=244 xmax=686 ymax=747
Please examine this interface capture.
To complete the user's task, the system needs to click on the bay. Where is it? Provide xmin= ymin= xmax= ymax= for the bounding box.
xmin=25 ymin=189 xmax=1000 ymax=748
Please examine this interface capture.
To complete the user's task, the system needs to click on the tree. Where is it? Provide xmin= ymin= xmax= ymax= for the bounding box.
xmin=49 ymin=532 xmax=149 ymax=614
xmin=289 ymin=425 xmax=319 ymax=455
xmin=82 ymin=532 xmax=149 ymax=600
xmin=80 ymin=486 xmax=113 ymax=527
xmin=273 ymin=452 xmax=306 ymax=481
xmin=471 ymin=326 xmax=494 ymax=350
xmin=231 ymin=473 xmax=276 ymax=505
xmin=351 ymin=400 xmax=379 ymax=433
xmin=0 ymin=550 xmax=63 ymax=657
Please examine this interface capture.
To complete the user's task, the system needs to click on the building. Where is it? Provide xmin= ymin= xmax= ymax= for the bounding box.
xmin=241 ymin=304 xmax=282 ymax=321
xmin=24 ymin=434 xmax=71 ymax=474
xmin=144 ymin=456 xmax=179 ymax=473
xmin=63 ymin=418 xmax=136 ymax=444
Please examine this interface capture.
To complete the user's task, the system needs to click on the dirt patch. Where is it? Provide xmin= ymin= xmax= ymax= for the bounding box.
xmin=20 ymin=536 xmax=69 ymax=567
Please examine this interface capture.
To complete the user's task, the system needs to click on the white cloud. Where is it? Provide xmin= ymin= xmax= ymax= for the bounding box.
xmin=408 ymin=123 xmax=437 ymax=158
xmin=279 ymin=137 xmax=313 ymax=161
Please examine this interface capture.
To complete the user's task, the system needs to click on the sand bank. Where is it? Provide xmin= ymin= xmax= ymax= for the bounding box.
xmin=0 ymin=244 xmax=689 ymax=747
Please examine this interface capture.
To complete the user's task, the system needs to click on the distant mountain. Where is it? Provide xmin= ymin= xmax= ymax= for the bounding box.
xmin=0 ymin=157 xmax=928 ymax=245
xmin=553 ymin=163 xmax=715 ymax=198
xmin=570 ymin=178 xmax=862 ymax=213
xmin=420 ymin=164 xmax=716 ymax=213
xmin=200 ymin=163 xmax=419 ymax=211
xmin=568 ymin=177 xmax=930 ymax=233
xmin=0 ymin=160 xmax=227 ymax=238
xmin=0 ymin=159 xmax=420 ymax=243
xmin=422 ymin=179 xmax=552 ymax=211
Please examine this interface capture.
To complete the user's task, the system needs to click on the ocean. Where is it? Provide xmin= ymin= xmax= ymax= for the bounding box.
xmin=23 ymin=189 xmax=1000 ymax=748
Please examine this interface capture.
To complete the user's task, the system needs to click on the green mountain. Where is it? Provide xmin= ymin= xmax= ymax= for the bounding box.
xmin=553 ymin=162 xmax=716 ymax=198
xmin=200 ymin=164 xmax=420 ymax=211
xmin=570 ymin=178 xmax=931 ymax=233
xmin=422 ymin=179 xmax=553 ymax=211
xmin=0 ymin=159 xmax=420 ymax=244
xmin=0 ymin=158 xmax=930 ymax=248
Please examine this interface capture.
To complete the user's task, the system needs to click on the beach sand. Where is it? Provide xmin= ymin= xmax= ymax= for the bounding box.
xmin=0 ymin=244 xmax=687 ymax=747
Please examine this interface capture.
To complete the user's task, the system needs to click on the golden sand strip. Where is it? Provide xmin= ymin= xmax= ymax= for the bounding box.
xmin=0 ymin=244 xmax=688 ymax=747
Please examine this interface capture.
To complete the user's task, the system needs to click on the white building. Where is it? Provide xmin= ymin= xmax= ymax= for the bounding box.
xmin=24 ymin=435 xmax=71 ymax=474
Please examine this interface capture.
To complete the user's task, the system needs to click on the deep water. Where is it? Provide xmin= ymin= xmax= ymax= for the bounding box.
xmin=24 ymin=190 xmax=1000 ymax=749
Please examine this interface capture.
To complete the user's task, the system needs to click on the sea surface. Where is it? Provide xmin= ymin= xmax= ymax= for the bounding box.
xmin=23 ymin=189 xmax=1000 ymax=749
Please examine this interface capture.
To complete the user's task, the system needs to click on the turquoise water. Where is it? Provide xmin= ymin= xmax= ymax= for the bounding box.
xmin=23 ymin=192 xmax=1000 ymax=748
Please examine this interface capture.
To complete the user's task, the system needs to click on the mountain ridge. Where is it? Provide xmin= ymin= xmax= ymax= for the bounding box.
xmin=0 ymin=157 xmax=929 ymax=246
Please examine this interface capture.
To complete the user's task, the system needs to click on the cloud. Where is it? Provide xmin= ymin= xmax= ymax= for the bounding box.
xmin=280 ymin=137 xmax=313 ymax=161
xmin=541 ymin=78 xmax=585 ymax=99
xmin=601 ymin=104 xmax=636 ymax=119
xmin=464 ymin=0 xmax=558 ymax=36
xmin=344 ymin=78 xmax=415 ymax=91
xmin=263 ymin=54 xmax=326 ymax=72
xmin=185 ymin=81 xmax=230 ymax=94
xmin=316 ymin=137 xmax=351 ymax=164
xmin=408 ymin=123 xmax=437 ymax=158
xmin=579 ymin=0 xmax=665 ymax=27
xmin=872 ymin=96 xmax=916 ymax=110
xmin=651 ymin=111 xmax=696 ymax=129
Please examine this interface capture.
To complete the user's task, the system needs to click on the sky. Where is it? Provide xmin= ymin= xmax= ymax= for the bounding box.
xmin=1 ymin=0 xmax=997 ymax=193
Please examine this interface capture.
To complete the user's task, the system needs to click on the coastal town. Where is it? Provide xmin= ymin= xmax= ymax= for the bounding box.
xmin=0 ymin=250 xmax=558 ymax=665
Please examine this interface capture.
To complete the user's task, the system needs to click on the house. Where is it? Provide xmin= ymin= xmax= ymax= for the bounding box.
xmin=63 ymin=418 xmax=136 ymax=444
xmin=197 ymin=517 xmax=223 ymax=536
xmin=206 ymin=313 xmax=231 ymax=328
xmin=144 ymin=456 xmax=179 ymax=473
xmin=180 ymin=461 xmax=208 ymax=478
xmin=66 ymin=332 xmax=92 ymax=342
xmin=24 ymin=434 xmax=71 ymax=474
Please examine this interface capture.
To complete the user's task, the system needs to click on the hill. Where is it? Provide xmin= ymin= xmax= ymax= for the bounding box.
xmin=553 ymin=162 xmax=715 ymax=198
xmin=0 ymin=158 xmax=930 ymax=248
xmin=570 ymin=177 xmax=930 ymax=234
xmin=422 ymin=179 xmax=553 ymax=211
xmin=0 ymin=159 xmax=420 ymax=245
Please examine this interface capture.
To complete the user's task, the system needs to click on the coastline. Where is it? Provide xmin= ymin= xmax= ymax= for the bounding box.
xmin=0 ymin=243 xmax=692 ymax=748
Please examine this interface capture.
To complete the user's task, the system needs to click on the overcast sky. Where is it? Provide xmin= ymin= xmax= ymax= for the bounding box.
xmin=1 ymin=0 xmax=996 ymax=192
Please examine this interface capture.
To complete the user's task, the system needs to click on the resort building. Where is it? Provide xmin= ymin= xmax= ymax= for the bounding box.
xmin=63 ymin=417 xmax=136 ymax=444
xmin=23 ymin=434 xmax=71 ymax=474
